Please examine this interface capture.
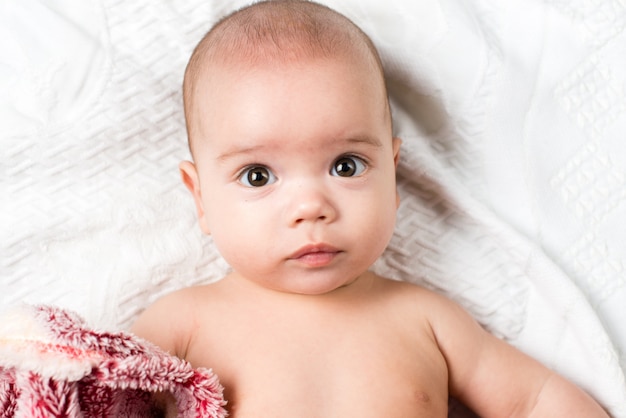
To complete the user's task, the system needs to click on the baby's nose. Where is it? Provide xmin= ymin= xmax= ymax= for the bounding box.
xmin=288 ymin=184 xmax=337 ymax=226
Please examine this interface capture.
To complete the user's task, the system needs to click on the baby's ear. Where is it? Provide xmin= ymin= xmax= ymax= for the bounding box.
xmin=179 ymin=161 xmax=211 ymax=234
xmin=392 ymin=137 xmax=402 ymax=208
xmin=392 ymin=137 xmax=402 ymax=167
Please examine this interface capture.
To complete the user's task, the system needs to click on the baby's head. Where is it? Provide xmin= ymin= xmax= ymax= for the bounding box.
xmin=183 ymin=0 xmax=391 ymax=157
xmin=180 ymin=0 xmax=400 ymax=295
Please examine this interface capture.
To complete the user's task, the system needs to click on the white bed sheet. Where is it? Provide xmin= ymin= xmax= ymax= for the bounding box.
xmin=1 ymin=0 xmax=625 ymax=415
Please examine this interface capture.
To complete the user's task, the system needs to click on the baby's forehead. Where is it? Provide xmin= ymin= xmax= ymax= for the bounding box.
xmin=187 ymin=18 xmax=385 ymax=114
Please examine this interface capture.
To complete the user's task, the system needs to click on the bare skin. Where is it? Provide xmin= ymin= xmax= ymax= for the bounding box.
xmin=133 ymin=2 xmax=609 ymax=416
xmin=135 ymin=273 xmax=447 ymax=416
xmin=133 ymin=271 xmax=608 ymax=418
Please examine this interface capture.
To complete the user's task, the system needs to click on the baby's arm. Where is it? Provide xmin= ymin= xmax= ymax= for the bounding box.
xmin=131 ymin=289 xmax=195 ymax=358
xmin=131 ymin=291 xmax=196 ymax=417
xmin=426 ymin=293 xmax=609 ymax=417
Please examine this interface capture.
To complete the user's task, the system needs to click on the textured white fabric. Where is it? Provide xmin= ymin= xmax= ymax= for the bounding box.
xmin=1 ymin=0 xmax=625 ymax=415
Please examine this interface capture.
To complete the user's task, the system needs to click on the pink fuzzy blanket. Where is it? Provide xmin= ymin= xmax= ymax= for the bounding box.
xmin=0 ymin=305 xmax=226 ymax=417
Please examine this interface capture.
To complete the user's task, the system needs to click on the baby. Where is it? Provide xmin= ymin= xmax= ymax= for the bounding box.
xmin=132 ymin=1 xmax=609 ymax=416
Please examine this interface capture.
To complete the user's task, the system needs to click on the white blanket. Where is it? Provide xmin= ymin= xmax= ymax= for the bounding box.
xmin=1 ymin=0 xmax=625 ymax=415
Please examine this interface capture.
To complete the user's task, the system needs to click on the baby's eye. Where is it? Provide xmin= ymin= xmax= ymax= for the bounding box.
xmin=331 ymin=156 xmax=367 ymax=177
xmin=239 ymin=166 xmax=276 ymax=187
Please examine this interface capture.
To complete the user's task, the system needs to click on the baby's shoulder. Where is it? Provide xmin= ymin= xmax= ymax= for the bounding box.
xmin=144 ymin=282 xmax=218 ymax=315
xmin=378 ymin=277 xmax=487 ymax=341
xmin=131 ymin=282 xmax=223 ymax=355
xmin=377 ymin=276 xmax=448 ymax=303
xmin=375 ymin=276 xmax=465 ymax=319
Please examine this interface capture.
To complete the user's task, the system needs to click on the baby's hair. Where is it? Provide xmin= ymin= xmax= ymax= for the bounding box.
xmin=183 ymin=0 xmax=389 ymax=157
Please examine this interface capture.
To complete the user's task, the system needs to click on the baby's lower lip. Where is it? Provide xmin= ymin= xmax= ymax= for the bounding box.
xmin=293 ymin=251 xmax=339 ymax=267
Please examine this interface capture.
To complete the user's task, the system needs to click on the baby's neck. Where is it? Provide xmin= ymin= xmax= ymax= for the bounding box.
xmin=224 ymin=270 xmax=378 ymax=304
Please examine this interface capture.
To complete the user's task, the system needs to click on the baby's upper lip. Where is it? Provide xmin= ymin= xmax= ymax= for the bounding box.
xmin=289 ymin=243 xmax=341 ymax=259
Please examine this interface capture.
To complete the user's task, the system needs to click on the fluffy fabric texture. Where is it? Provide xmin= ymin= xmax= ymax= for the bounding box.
xmin=0 ymin=305 xmax=226 ymax=418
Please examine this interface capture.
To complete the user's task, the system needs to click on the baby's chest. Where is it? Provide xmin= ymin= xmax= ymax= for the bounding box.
xmin=190 ymin=319 xmax=449 ymax=417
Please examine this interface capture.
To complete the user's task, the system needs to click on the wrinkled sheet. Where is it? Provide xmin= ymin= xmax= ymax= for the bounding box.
xmin=1 ymin=0 xmax=625 ymax=415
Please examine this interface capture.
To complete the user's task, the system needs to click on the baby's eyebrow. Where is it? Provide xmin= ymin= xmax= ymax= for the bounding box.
xmin=215 ymin=135 xmax=382 ymax=163
xmin=215 ymin=145 xmax=264 ymax=163
xmin=344 ymin=135 xmax=382 ymax=148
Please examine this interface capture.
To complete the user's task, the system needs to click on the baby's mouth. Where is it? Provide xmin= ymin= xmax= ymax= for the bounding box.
xmin=289 ymin=244 xmax=341 ymax=267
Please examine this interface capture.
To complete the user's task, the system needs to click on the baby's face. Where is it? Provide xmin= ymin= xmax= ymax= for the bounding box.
xmin=183 ymin=56 xmax=400 ymax=295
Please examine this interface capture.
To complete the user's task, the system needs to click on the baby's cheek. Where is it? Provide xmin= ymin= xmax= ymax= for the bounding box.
xmin=213 ymin=218 xmax=267 ymax=264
